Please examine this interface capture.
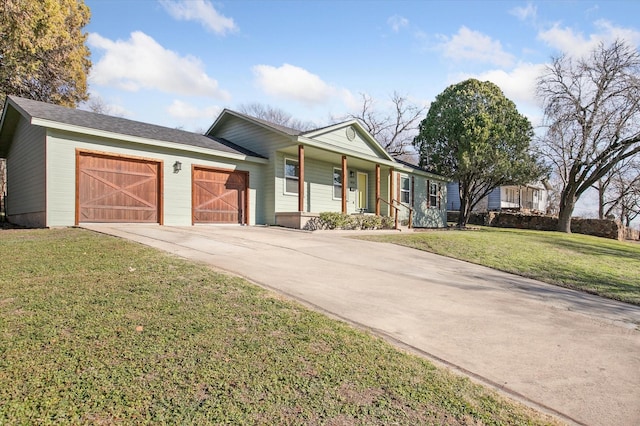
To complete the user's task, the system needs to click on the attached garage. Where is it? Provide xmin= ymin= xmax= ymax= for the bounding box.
xmin=192 ymin=166 xmax=248 ymax=224
xmin=76 ymin=151 xmax=162 ymax=224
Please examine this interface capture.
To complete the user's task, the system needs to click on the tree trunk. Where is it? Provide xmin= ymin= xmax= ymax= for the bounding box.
xmin=597 ymin=180 xmax=605 ymax=219
xmin=557 ymin=192 xmax=576 ymax=233
xmin=458 ymin=188 xmax=472 ymax=228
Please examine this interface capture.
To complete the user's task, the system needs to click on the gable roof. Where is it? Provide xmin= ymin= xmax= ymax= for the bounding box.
xmin=207 ymin=108 xmax=303 ymax=138
xmin=300 ymin=119 xmax=394 ymax=162
xmin=0 ymin=96 xmax=265 ymax=159
xmin=393 ymin=158 xmax=451 ymax=181
xmin=208 ymin=109 xmax=399 ymax=164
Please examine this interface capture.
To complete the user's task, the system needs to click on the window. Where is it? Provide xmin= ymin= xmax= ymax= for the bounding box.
xmin=429 ymin=182 xmax=438 ymax=208
xmin=400 ymin=176 xmax=410 ymax=204
xmin=284 ymin=158 xmax=299 ymax=194
xmin=333 ymin=168 xmax=342 ymax=199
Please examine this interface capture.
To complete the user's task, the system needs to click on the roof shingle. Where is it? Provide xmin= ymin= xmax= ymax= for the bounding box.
xmin=7 ymin=96 xmax=265 ymax=158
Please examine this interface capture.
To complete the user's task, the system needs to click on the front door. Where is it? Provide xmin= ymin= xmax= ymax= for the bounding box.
xmin=357 ymin=172 xmax=368 ymax=212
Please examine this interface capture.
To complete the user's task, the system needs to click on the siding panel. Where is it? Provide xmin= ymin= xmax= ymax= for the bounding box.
xmin=413 ymin=175 xmax=447 ymax=228
xmin=213 ymin=118 xmax=292 ymax=157
xmin=46 ymin=130 xmax=264 ymax=226
xmin=309 ymin=127 xmax=383 ymax=158
xmin=6 ymin=117 xmax=46 ymax=226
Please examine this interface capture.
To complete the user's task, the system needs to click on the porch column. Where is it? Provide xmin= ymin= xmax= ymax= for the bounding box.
xmin=375 ymin=164 xmax=380 ymax=215
xmin=389 ymin=167 xmax=395 ymax=218
xmin=341 ymin=156 xmax=347 ymax=214
xmin=298 ymin=144 xmax=305 ymax=212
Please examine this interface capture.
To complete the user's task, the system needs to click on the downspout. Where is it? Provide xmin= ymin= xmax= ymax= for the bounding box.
xmin=298 ymin=144 xmax=304 ymax=212
xmin=375 ymin=164 xmax=380 ymax=216
xmin=341 ymin=156 xmax=347 ymax=214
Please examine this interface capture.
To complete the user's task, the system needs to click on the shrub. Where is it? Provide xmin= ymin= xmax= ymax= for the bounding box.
xmin=306 ymin=213 xmax=395 ymax=231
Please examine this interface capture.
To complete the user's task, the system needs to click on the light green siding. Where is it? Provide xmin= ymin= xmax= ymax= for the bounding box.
xmin=411 ymin=175 xmax=448 ymax=228
xmin=45 ymin=130 xmax=264 ymax=227
xmin=212 ymin=117 xmax=292 ymax=157
xmin=273 ymin=151 xmax=398 ymax=217
xmin=6 ymin=116 xmax=46 ymax=227
xmin=275 ymin=151 xmax=365 ymax=215
xmin=308 ymin=126 xmax=385 ymax=158
xmin=212 ymin=117 xmax=297 ymax=224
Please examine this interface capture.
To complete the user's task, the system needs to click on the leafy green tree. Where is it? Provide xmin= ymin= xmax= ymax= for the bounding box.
xmin=0 ymin=0 xmax=91 ymax=109
xmin=414 ymin=79 xmax=543 ymax=227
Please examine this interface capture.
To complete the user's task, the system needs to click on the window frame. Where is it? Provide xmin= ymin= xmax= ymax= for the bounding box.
xmin=284 ymin=157 xmax=299 ymax=195
xmin=429 ymin=182 xmax=439 ymax=208
xmin=399 ymin=175 xmax=411 ymax=205
xmin=332 ymin=167 xmax=342 ymax=200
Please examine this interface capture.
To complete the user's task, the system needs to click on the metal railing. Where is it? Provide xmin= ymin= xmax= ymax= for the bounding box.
xmin=377 ymin=198 xmax=414 ymax=229
xmin=392 ymin=199 xmax=414 ymax=229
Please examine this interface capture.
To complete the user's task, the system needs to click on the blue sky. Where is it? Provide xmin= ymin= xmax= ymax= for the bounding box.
xmin=84 ymin=0 xmax=640 ymax=134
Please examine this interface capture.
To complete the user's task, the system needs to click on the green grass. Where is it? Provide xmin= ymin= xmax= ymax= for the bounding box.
xmin=358 ymin=227 xmax=640 ymax=305
xmin=0 ymin=228 xmax=558 ymax=425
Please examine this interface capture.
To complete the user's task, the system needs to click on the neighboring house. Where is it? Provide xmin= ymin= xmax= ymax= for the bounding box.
xmin=447 ymin=181 xmax=550 ymax=214
xmin=0 ymin=96 xmax=448 ymax=229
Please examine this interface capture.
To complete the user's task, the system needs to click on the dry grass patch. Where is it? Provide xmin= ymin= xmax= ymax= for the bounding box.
xmin=0 ymin=228 xmax=560 ymax=425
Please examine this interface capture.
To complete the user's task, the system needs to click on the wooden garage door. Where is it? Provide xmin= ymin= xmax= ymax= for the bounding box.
xmin=77 ymin=152 xmax=161 ymax=223
xmin=193 ymin=167 xmax=248 ymax=224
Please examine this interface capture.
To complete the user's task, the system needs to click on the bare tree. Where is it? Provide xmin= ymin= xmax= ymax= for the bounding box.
xmin=598 ymin=156 xmax=640 ymax=225
xmin=537 ymin=40 xmax=640 ymax=232
xmin=544 ymin=177 xmax=563 ymax=215
xmin=82 ymin=95 xmax=123 ymax=117
xmin=238 ymin=103 xmax=317 ymax=131
xmin=339 ymin=91 xmax=426 ymax=159
xmin=593 ymin=155 xmax=636 ymax=219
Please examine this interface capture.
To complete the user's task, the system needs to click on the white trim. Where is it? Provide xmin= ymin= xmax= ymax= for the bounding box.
xmin=400 ymin=174 xmax=411 ymax=205
xmin=31 ymin=118 xmax=269 ymax=164
xmin=429 ymin=181 xmax=439 ymax=209
xmin=284 ymin=157 xmax=299 ymax=195
xmin=356 ymin=172 xmax=368 ymax=211
xmin=301 ymin=120 xmax=394 ymax=162
xmin=332 ymin=167 xmax=343 ymax=200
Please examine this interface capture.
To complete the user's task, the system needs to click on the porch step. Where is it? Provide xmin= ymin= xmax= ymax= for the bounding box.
xmin=396 ymin=225 xmax=413 ymax=232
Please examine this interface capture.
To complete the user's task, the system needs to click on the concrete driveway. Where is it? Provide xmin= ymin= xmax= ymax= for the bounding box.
xmin=84 ymin=224 xmax=640 ymax=426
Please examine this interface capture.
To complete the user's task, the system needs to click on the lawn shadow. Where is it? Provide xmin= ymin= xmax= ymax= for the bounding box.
xmin=474 ymin=269 xmax=640 ymax=326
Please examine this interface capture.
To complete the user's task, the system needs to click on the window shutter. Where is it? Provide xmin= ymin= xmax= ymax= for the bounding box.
xmin=411 ymin=176 xmax=415 ymax=207
xmin=427 ymin=180 xmax=431 ymax=207
xmin=396 ymin=173 xmax=401 ymax=201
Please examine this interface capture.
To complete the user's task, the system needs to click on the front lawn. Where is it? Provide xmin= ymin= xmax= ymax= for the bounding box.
xmin=358 ymin=227 xmax=640 ymax=305
xmin=0 ymin=228 xmax=558 ymax=425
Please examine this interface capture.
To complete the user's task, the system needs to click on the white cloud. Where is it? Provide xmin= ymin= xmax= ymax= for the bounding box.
xmin=438 ymin=26 xmax=515 ymax=67
xmin=166 ymin=100 xmax=222 ymax=121
xmin=538 ymin=20 xmax=640 ymax=57
xmin=88 ymin=31 xmax=230 ymax=100
xmin=252 ymin=63 xmax=342 ymax=106
xmin=453 ymin=62 xmax=547 ymax=126
xmin=594 ymin=20 xmax=640 ymax=47
xmin=510 ymin=3 xmax=537 ymax=21
xmin=388 ymin=15 xmax=409 ymax=33
xmin=537 ymin=24 xmax=593 ymax=56
xmin=475 ymin=63 xmax=545 ymax=106
xmin=158 ymin=0 xmax=237 ymax=35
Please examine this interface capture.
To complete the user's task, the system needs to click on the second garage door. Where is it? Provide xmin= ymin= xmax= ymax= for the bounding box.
xmin=192 ymin=167 xmax=248 ymax=224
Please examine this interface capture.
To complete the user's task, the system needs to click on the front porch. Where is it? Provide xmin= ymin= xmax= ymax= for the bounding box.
xmin=275 ymin=211 xmax=320 ymax=229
